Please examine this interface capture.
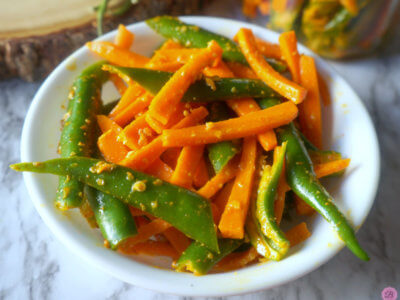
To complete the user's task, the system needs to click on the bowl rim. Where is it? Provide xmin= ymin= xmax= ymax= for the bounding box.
xmin=20 ymin=16 xmax=380 ymax=297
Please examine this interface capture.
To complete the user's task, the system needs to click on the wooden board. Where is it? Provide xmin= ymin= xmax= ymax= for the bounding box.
xmin=0 ymin=0 xmax=208 ymax=81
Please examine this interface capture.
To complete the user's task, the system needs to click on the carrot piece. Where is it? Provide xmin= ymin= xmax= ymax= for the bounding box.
xmin=120 ymin=107 xmax=208 ymax=171
xmin=314 ymin=158 xmax=351 ymax=178
xmin=213 ymin=180 xmax=235 ymax=214
xmin=279 ymin=31 xmax=301 ymax=83
xmin=204 ymin=61 xmax=277 ymax=152
xmin=285 ymin=222 xmax=311 ymax=247
xmin=171 ymin=145 xmax=205 ymax=189
xmin=161 ymin=148 xmax=181 ymax=169
xmin=109 ymin=83 xmax=145 ymax=119
xmin=112 ymin=92 xmax=153 ymax=126
xmin=148 ymin=48 xmax=203 ymax=66
xmin=129 ymin=207 xmax=148 ymax=217
xmin=98 ymin=129 xmax=129 ymax=163
xmin=340 ymin=0 xmax=358 ymax=14
xmin=159 ymin=40 xmax=183 ymax=50
xmin=119 ymin=114 xmax=156 ymax=150
xmin=114 ymin=24 xmax=134 ymax=49
xmin=218 ymin=137 xmax=257 ymax=239
xmin=119 ymin=240 xmax=179 ymax=259
xmin=255 ymin=38 xmax=282 ymax=60
xmin=120 ymin=218 xmax=171 ymax=248
xmin=211 ymin=202 xmax=222 ymax=224
xmin=236 ymin=28 xmax=307 ymax=104
xmin=109 ymin=73 xmax=127 ymax=95
xmin=161 ymin=101 xmax=298 ymax=147
xmin=294 ymin=194 xmax=315 ymax=216
xmin=243 ymin=0 xmax=262 ymax=17
xmin=197 ymin=158 xmax=239 ymax=199
xmin=258 ymin=1 xmax=270 ymax=15
xmin=214 ymin=247 xmax=258 ymax=271
xmin=145 ymin=102 xmax=185 ymax=134
xmin=97 ymin=115 xmax=120 ymax=133
xmin=299 ymin=55 xmax=322 ymax=148
xmin=148 ymin=41 xmax=222 ymax=126
xmin=144 ymin=158 xmax=174 ymax=182
xmin=163 ymin=227 xmax=191 ymax=254
xmin=193 ymin=156 xmax=210 ymax=189
xmin=317 ymin=72 xmax=331 ymax=106
xmin=86 ymin=41 xmax=149 ymax=67
xmin=226 ymin=61 xmax=258 ymax=79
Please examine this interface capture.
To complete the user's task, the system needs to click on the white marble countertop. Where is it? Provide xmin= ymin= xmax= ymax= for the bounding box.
xmin=1 ymin=1 xmax=399 ymax=299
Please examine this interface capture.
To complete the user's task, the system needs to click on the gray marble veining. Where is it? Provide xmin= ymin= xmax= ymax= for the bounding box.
xmin=0 ymin=1 xmax=399 ymax=299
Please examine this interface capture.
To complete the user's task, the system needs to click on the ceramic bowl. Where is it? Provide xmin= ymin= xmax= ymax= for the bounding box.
xmin=20 ymin=16 xmax=380 ymax=296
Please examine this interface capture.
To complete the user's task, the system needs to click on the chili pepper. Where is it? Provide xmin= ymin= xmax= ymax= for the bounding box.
xmin=254 ymin=142 xmax=290 ymax=260
xmin=84 ymin=185 xmax=137 ymax=250
xmin=276 ymin=123 xmax=369 ymax=261
xmin=174 ymin=238 xmax=242 ymax=275
xmin=104 ymin=65 xmax=277 ymax=102
xmin=146 ymin=16 xmax=287 ymax=72
xmin=206 ymin=103 xmax=241 ymax=173
xmin=11 ymin=157 xmax=219 ymax=252
xmin=56 ymin=61 xmax=108 ymax=210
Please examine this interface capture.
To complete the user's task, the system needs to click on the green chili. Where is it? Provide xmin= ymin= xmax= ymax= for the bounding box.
xmin=146 ymin=16 xmax=287 ymax=72
xmin=105 ymin=65 xmax=277 ymax=102
xmin=56 ymin=61 xmax=108 ymax=210
xmin=174 ymin=239 xmax=242 ymax=275
xmin=11 ymin=157 xmax=218 ymax=252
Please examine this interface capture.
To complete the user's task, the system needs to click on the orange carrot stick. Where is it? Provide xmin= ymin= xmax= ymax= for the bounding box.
xmin=193 ymin=156 xmax=210 ymax=188
xmin=109 ymin=73 xmax=127 ymax=95
xmin=204 ymin=62 xmax=277 ymax=151
xmin=314 ymin=158 xmax=351 ymax=178
xmin=163 ymin=227 xmax=191 ymax=254
xmin=161 ymin=101 xmax=298 ymax=147
xmin=279 ymin=31 xmax=301 ymax=83
xmin=226 ymin=61 xmax=258 ymax=79
xmin=144 ymin=158 xmax=174 ymax=182
xmin=145 ymin=102 xmax=185 ymax=134
xmin=197 ymin=158 xmax=239 ymax=199
xmin=148 ymin=41 xmax=222 ymax=125
xmin=121 ymin=218 xmax=171 ymax=247
xmin=120 ymin=114 xmax=156 ymax=150
xmin=114 ymin=24 xmax=134 ymax=49
xmin=256 ymin=38 xmax=282 ymax=60
xmin=317 ymin=72 xmax=331 ymax=106
xmin=294 ymin=194 xmax=315 ymax=216
xmin=119 ymin=240 xmax=179 ymax=259
xmin=214 ymin=247 xmax=258 ymax=271
xmin=97 ymin=115 xmax=120 ymax=133
xmin=120 ymin=107 xmax=208 ymax=171
xmin=109 ymin=83 xmax=145 ymax=119
xmin=218 ymin=137 xmax=257 ymax=239
xmin=161 ymin=148 xmax=181 ymax=169
xmin=171 ymin=145 xmax=205 ymax=189
xmin=299 ymin=55 xmax=322 ymax=148
xmin=285 ymin=222 xmax=311 ymax=247
xmin=98 ymin=129 xmax=129 ymax=163
xmin=86 ymin=41 xmax=149 ymax=67
xmin=112 ymin=92 xmax=153 ymax=126
xmin=236 ymin=28 xmax=307 ymax=104
xmin=213 ymin=180 xmax=235 ymax=214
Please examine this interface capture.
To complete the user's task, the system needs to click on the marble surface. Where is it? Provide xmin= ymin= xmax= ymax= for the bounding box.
xmin=1 ymin=1 xmax=400 ymax=299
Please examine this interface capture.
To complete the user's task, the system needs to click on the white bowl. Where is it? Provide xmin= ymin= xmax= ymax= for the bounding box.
xmin=20 ymin=16 xmax=380 ymax=296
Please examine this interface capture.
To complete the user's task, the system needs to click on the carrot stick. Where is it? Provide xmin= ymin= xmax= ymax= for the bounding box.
xmin=148 ymin=41 xmax=222 ymax=125
xmin=161 ymin=148 xmax=181 ymax=169
xmin=214 ymin=247 xmax=258 ymax=271
xmin=98 ymin=129 xmax=129 ymax=163
xmin=242 ymin=0 xmax=262 ymax=17
xmin=97 ymin=115 xmax=120 ymax=133
xmin=314 ymin=158 xmax=351 ymax=178
xmin=148 ymin=48 xmax=203 ymax=66
xmin=204 ymin=62 xmax=277 ymax=151
xmin=144 ymin=158 xmax=174 ymax=182
xmin=285 ymin=222 xmax=311 ymax=247
xmin=279 ymin=31 xmax=301 ymax=83
xmin=171 ymin=145 xmax=205 ymax=189
xmin=294 ymin=194 xmax=315 ymax=216
xmin=161 ymin=101 xmax=298 ymax=147
xmin=120 ymin=114 xmax=156 ymax=150
xmin=226 ymin=61 xmax=258 ymax=79
xmin=120 ymin=107 xmax=208 ymax=171
xmin=197 ymin=158 xmax=239 ymax=199
xmin=109 ymin=83 xmax=145 ymax=119
xmin=317 ymin=72 xmax=331 ymax=106
xmin=256 ymin=38 xmax=282 ymax=60
xmin=236 ymin=28 xmax=307 ymax=104
xmin=258 ymin=1 xmax=270 ymax=15
xmin=114 ymin=24 xmax=134 ymax=49
xmin=213 ymin=180 xmax=235 ymax=214
xmin=112 ymin=92 xmax=153 ymax=126
xmin=86 ymin=41 xmax=149 ymax=67
xmin=109 ymin=73 xmax=127 ymax=95
xmin=299 ymin=55 xmax=322 ymax=148
xmin=145 ymin=102 xmax=185 ymax=134
xmin=218 ymin=137 xmax=257 ymax=239
xmin=193 ymin=156 xmax=210 ymax=188
xmin=119 ymin=240 xmax=179 ymax=260
xmin=163 ymin=227 xmax=191 ymax=254
xmin=211 ymin=202 xmax=222 ymax=225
